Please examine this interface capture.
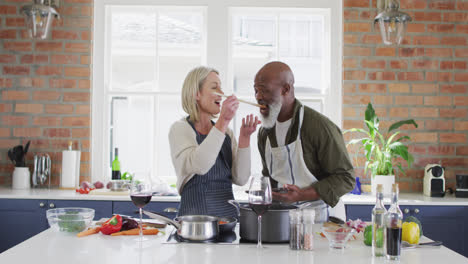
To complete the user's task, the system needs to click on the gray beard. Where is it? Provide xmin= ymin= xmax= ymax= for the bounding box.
xmin=260 ymin=99 xmax=282 ymax=129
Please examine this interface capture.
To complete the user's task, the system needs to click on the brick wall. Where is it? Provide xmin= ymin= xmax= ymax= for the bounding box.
xmin=0 ymin=0 xmax=92 ymax=186
xmin=343 ymin=0 xmax=468 ymax=192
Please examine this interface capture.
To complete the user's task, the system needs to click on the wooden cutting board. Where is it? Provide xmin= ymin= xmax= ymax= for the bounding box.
xmin=89 ymin=189 xmax=129 ymax=196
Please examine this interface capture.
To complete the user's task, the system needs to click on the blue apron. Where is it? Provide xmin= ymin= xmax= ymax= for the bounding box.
xmin=177 ymin=118 xmax=237 ymax=219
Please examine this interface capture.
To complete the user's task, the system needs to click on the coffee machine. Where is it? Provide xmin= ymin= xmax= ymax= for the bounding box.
xmin=423 ymin=164 xmax=445 ymax=197
xmin=455 ymin=174 xmax=468 ymax=198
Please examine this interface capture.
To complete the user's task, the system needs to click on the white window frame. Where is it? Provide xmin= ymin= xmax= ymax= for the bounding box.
xmin=92 ymin=0 xmax=342 ymax=181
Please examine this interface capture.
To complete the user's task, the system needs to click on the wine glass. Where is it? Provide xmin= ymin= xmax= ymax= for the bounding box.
xmin=248 ymin=175 xmax=272 ymax=248
xmin=130 ymin=172 xmax=153 ymax=242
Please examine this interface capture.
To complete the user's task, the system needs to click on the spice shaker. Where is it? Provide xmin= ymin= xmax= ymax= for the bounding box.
xmin=302 ymin=209 xmax=315 ymax=250
xmin=289 ymin=209 xmax=303 ymax=250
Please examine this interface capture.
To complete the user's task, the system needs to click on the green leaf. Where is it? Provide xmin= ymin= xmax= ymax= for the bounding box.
xmin=365 ymin=103 xmax=376 ymax=123
xmin=364 ymin=120 xmax=376 ymax=139
xmin=387 ymin=131 xmax=401 ymax=145
xmin=396 ymin=136 xmax=410 ymax=142
xmin=388 ymin=119 xmax=418 ymax=133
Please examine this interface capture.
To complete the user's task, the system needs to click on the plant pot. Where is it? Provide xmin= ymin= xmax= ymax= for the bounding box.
xmin=12 ymin=167 xmax=31 ymax=189
xmin=371 ymin=175 xmax=395 ymax=195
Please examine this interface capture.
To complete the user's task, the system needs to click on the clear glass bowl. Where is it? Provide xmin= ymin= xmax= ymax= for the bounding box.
xmin=321 ymin=225 xmax=357 ymax=249
xmin=46 ymin=208 xmax=95 ymax=233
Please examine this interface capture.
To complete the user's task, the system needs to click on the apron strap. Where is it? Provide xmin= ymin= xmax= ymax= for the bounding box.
xmin=297 ymin=106 xmax=304 ymax=139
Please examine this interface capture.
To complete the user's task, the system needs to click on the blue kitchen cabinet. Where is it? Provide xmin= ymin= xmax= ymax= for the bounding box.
xmin=346 ymin=204 xmax=468 ymax=257
xmin=0 ymin=199 xmax=112 ymax=254
xmin=113 ymin=201 xmax=179 ymax=220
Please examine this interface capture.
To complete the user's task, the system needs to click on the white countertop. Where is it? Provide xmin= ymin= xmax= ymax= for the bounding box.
xmin=0 ymin=225 xmax=466 ymax=264
xmin=1 ymin=188 xmax=468 ymax=206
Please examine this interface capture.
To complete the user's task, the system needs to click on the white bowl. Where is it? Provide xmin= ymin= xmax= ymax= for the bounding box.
xmin=46 ymin=208 xmax=95 ymax=233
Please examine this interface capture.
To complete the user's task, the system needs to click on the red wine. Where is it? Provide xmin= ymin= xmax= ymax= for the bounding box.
xmin=249 ymin=203 xmax=271 ymax=216
xmin=131 ymin=194 xmax=152 ymax=208
xmin=386 ymin=227 xmax=402 ymax=256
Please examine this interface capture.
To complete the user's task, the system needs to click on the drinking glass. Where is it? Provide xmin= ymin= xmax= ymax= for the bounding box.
xmin=129 ymin=173 xmax=153 ymax=242
xmin=248 ymin=175 xmax=272 ymax=248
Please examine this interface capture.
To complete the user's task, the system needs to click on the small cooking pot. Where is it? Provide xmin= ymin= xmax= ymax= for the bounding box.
xmin=143 ymin=211 xmax=218 ymax=241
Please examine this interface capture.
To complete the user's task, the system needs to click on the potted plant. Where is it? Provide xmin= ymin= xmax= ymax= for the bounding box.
xmin=8 ymin=141 xmax=31 ymax=189
xmin=345 ymin=103 xmax=418 ymax=195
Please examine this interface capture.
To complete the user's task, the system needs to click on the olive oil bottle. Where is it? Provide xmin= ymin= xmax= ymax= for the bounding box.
xmin=372 ymin=184 xmax=386 ymax=257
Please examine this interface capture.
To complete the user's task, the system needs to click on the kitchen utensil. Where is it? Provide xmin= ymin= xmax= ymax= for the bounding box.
xmin=143 ymin=211 xmax=219 ymax=241
xmin=218 ymin=216 xmax=237 ymax=233
xmin=46 ymin=207 xmax=94 ymax=233
xmin=32 ymin=153 xmax=51 ymax=188
xmin=402 ymin=241 xmax=442 ymax=249
xmin=321 ymin=225 xmax=356 ymax=249
xmin=213 ymin=92 xmax=266 ymax=109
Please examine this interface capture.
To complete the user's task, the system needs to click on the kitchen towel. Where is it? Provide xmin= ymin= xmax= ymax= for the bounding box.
xmin=61 ymin=150 xmax=81 ymax=188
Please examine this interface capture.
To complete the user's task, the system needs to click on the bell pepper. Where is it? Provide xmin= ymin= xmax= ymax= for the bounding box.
xmin=402 ymin=222 xmax=420 ymax=245
xmin=101 ymin=215 xmax=123 ymax=235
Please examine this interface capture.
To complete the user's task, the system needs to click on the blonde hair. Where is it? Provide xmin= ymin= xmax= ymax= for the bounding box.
xmin=181 ymin=66 xmax=219 ymax=122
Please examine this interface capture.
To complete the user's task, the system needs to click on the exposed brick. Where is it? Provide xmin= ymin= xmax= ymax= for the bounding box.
xmin=455 ymin=73 xmax=468 ymax=82
xmin=414 ymin=12 xmax=442 ymax=22
xmin=440 ymin=133 xmax=467 ymax=143
xmin=6 ymin=17 xmax=24 ymax=27
xmin=428 ymin=24 xmax=455 ymax=33
xmin=76 ymin=105 xmax=90 ymax=114
xmin=400 ymin=0 xmax=426 ymax=9
xmin=0 ymin=104 xmax=12 ymax=113
xmin=430 ymin=0 xmax=456 ymax=10
xmin=36 ymin=66 xmax=62 ymax=76
xmin=361 ymin=34 xmax=381 ymax=44
xmin=63 ymin=93 xmax=90 ymax=103
xmin=454 ymin=61 xmax=467 ymax=69
xmin=411 ymin=108 xmax=438 ymax=118
xmin=398 ymin=72 xmax=424 ymax=81
xmin=344 ymin=10 xmax=359 ymax=20
xmin=0 ymin=139 xmax=20 ymax=148
xmin=43 ymin=128 xmax=71 ymax=138
xmin=395 ymin=96 xmax=423 ymax=105
xmin=343 ymin=120 xmax=363 ymax=130
xmin=64 ymin=43 xmax=90 ymax=53
xmin=33 ymin=91 xmax=61 ymax=101
xmin=0 ymin=128 xmax=10 ymax=137
xmin=51 ymin=55 xmax=79 ymax=64
xmin=81 ymin=31 xmax=91 ymax=41
xmin=412 ymin=60 xmax=438 ymax=70
xmin=52 ymin=30 xmax=80 ymax=40
xmin=389 ymin=83 xmax=410 ymax=93
xmin=80 ymin=55 xmax=90 ymax=65
xmin=49 ymin=79 xmax=76 ymax=89
xmin=0 ymin=29 xmax=16 ymax=39
xmin=412 ymin=133 xmax=438 ymax=143
xmin=343 ymin=47 xmax=372 ymax=56
xmin=426 ymin=72 xmax=452 ymax=82
xmin=344 ymin=23 xmax=371 ymax=32
xmin=20 ymin=54 xmax=49 ymax=64
xmin=15 ymin=104 xmax=43 ymax=113
xmin=0 ymin=5 xmax=16 ymax=14
xmin=428 ymin=145 xmax=455 ymax=156
xmin=63 ymin=117 xmax=90 ymax=127
xmin=440 ymin=84 xmax=468 ymax=94
xmin=399 ymin=48 xmax=424 ymax=57
xmin=440 ymin=109 xmax=467 ymax=118
xmin=2 ymin=116 xmax=29 ymax=126
xmin=343 ymin=83 xmax=356 ymax=94
xmin=19 ymin=78 xmax=45 ymax=88
xmin=375 ymin=47 xmax=396 ymax=56
xmin=78 ymin=80 xmax=90 ymax=89
xmin=36 ymin=42 xmax=62 ymax=52
xmin=63 ymin=17 xmax=92 ymax=28
xmin=33 ymin=117 xmax=61 ymax=126
xmin=412 ymin=35 xmax=439 ymax=45
xmin=374 ymin=95 xmax=393 ymax=104
xmin=343 ymin=0 xmax=369 ymax=8
xmin=0 ymin=54 xmax=16 ymax=63
xmin=358 ymin=83 xmax=386 ymax=93
xmin=425 ymin=48 xmax=452 ymax=57
xmin=440 ymin=61 xmax=454 ymax=70
xmin=425 ymin=120 xmax=453 ymax=130
xmin=343 ymin=107 xmax=356 ymax=117
xmin=441 ymin=36 xmax=467 ymax=46
xmin=407 ymin=24 xmax=426 ymax=33
xmin=424 ymin=96 xmax=452 ymax=106
xmin=0 ymin=78 xmax=13 ymax=88
xmin=390 ymin=60 xmax=408 ymax=69
xmin=2 ymin=90 xmax=29 ymax=101
xmin=389 ymin=108 xmax=409 ymax=118
xmin=455 ymin=121 xmax=468 ymax=131
xmin=368 ymin=71 xmax=395 ymax=80
xmin=3 ymin=41 xmax=31 ymax=52
xmin=343 ymin=58 xmax=357 ymax=68
xmin=3 ymin=66 xmax=29 ymax=75
xmin=454 ymin=96 xmax=468 ymax=106
xmin=457 ymin=147 xmax=468 ymax=156
xmin=344 ymin=70 xmax=366 ymax=80
xmin=343 ymin=95 xmax=371 ymax=105
xmin=344 ymin=34 xmax=359 ymax=44
xmin=45 ymin=105 xmax=74 ymax=114
xmin=457 ymin=25 xmax=468 ymax=34
xmin=64 ymin=67 xmax=90 ymax=77
xmin=361 ymin=59 xmax=385 ymax=69
xmin=13 ymin=128 xmax=41 ymax=137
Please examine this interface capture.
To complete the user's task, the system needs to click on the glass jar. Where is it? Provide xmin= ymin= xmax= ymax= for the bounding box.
xmin=302 ymin=209 xmax=315 ymax=250
xmin=289 ymin=209 xmax=303 ymax=250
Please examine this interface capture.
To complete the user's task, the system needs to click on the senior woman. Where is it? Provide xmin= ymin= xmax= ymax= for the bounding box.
xmin=169 ymin=66 xmax=260 ymax=219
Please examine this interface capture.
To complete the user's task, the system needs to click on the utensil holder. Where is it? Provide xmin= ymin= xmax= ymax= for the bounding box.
xmin=12 ymin=167 xmax=31 ymax=189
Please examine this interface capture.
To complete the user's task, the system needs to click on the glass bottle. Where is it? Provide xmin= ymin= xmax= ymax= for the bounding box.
xmin=289 ymin=209 xmax=303 ymax=250
xmin=112 ymin=148 xmax=121 ymax=180
xmin=384 ymin=184 xmax=403 ymax=261
xmin=372 ymin=184 xmax=386 ymax=257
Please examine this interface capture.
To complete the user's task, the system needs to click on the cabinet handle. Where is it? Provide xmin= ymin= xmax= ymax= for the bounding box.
xmin=49 ymin=203 xmax=55 ymax=208
xmin=39 ymin=202 xmax=45 ymax=208
xmin=414 ymin=208 xmax=419 ymax=214
xmin=404 ymin=208 xmax=409 ymax=214
xmin=163 ymin=207 xmax=178 ymax=213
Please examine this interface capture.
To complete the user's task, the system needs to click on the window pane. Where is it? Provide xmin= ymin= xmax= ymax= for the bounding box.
xmin=110 ymin=96 xmax=154 ymax=174
xmin=158 ymin=12 xmax=204 ymax=92
xmin=232 ymin=14 xmax=277 ymax=95
xmin=155 ymin=95 xmax=186 ymax=184
xmin=279 ymin=14 xmax=324 ymax=93
xmin=302 ymin=100 xmax=323 ymax=113
xmin=109 ymin=7 xmax=157 ymax=91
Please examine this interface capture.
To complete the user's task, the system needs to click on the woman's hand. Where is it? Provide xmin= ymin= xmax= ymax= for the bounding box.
xmin=238 ymin=114 xmax=261 ymax=148
xmin=215 ymin=95 xmax=239 ymax=133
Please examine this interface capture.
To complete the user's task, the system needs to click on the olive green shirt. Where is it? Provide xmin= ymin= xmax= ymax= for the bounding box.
xmin=257 ymin=99 xmax=355 ymax=207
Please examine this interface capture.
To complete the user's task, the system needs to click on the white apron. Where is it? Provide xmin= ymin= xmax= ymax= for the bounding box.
xmin=264 ymin=106 xmax=346 ymax=222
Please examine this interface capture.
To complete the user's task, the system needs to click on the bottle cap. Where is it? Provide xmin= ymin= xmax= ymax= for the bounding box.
xmin=377 ymin=184 xmax=383 ymax=193
xmin=115 ymin=147 xmax=118 ymax=157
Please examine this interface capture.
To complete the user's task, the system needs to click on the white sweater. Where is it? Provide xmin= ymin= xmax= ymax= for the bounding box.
xmin=168 ymin=118 xmax=251 ymax=194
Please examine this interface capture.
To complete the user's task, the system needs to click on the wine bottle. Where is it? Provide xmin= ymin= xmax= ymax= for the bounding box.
xmin=372 ymin=184 xmax=386 ymax=257
xmin=384 ymin=184 xmax=403 ymax=261
xmin=112 ymin=148 xmax=121 ymax=180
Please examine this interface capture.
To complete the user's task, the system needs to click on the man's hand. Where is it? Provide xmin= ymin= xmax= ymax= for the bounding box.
xmin=272 ymin=184 xmax=320 ymax=203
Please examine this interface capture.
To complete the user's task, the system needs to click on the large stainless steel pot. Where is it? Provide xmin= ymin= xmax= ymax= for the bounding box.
xmin=143 ymin=211 xmax=218 ymax=241
xmin=229 ymin=200 xmax=297 ymax=243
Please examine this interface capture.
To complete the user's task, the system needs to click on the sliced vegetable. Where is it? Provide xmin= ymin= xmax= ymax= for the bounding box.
xmin=110 ymin=228 xmax=159 ymax=236
xmin=101 ymin=215 xmax=123 ymax=235
xmin=121 ymin=217 xmax=139 ymax=231
xmin=77 ymin=227 xmax=101 ymax=237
